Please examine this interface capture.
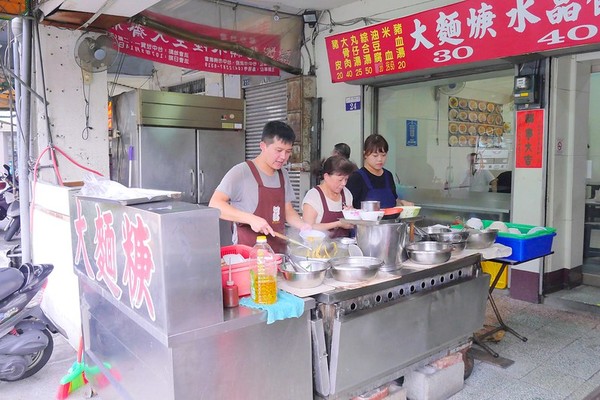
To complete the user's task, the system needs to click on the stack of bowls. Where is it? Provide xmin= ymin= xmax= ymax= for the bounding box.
xmin=426 ymin=229 xmax=470 ymax=252
xmin=405 ymin=241 xmax=453 ymax=264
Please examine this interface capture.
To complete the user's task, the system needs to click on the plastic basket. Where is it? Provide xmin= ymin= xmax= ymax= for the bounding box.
xmin=220 ymin=245 xmax=254 ymax=296
xmin=451 ymin=220 xmax=556 ymax=262
xmin=220 ymin=245 xmax=282 ymax=296
xmin=484 ymin=221 xmax=556 ymax=262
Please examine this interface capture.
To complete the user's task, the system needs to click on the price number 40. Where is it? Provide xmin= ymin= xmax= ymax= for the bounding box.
xmin=538 ymin=24 xmax=598 ymax=45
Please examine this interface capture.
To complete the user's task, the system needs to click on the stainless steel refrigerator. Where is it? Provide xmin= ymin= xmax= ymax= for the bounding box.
xmin=112 ymin=89 xmax=245 ymax=245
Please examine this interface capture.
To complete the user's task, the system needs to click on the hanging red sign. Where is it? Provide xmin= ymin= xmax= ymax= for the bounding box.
xmin=515 ymin=109 xmax=545 ymax=168
xmin=109 ymin=21 xmax=280 ymax=76
xmin=325 ymin=0 xmax=600 ymax=83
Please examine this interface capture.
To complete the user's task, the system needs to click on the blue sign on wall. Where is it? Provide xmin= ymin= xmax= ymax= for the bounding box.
xmin=406 ymin=120 xmax=418 ymax=146
xmin=345 ymin=96 xmax=361 ymax=111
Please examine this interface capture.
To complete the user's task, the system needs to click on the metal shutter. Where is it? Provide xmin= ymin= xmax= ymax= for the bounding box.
xmin=244 ymin=81 xmax=302 ymax=211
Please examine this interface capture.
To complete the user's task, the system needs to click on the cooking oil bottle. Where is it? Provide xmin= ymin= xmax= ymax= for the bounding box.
xmin=249 ymin=236 xmax=277 ymax=305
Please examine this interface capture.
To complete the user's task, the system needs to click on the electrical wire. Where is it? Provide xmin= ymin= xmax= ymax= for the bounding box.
xmin=80 ymin=68 xmax=92 ymax=140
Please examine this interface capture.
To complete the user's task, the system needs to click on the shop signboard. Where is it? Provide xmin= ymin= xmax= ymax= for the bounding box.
xmin=515 ymin=109 xmax=544 ymax=168
xmin=110 ymin=13 xmax=280 ymax=76
xmin=406 ymin=119 xmax=418 ymax=146
xmin=72 ymin=198 xmax=159 ymax=323
xmin=325 ymin=0 xmax=600 ymax=83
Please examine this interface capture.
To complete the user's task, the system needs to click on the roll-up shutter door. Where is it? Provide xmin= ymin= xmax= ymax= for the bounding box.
xmin=245 ymin=81 xmax=302 ymax=211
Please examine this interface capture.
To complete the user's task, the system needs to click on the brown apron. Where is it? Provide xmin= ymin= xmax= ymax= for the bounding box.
xmin=236 ymin=161 xmax=287 ymax=253
xmin=316 ymin=186 xmax=351 ymax=238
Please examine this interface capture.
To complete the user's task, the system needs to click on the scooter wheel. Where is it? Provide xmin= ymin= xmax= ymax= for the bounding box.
xmin=4 ymin=217 xmax=20 ymax=242
xmin=0 ymin=329 xmax=54 ymax=381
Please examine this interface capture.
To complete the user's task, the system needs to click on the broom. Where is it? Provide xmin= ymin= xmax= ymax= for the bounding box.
xmin=56 ymin=336 xmax=88 ymax=400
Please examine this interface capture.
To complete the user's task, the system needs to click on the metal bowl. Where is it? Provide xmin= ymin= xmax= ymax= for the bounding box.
xmin=405 ymin=241 xmax=453 ymax=264
xmin=450 ymin=241 xmax=467 ymax=252
xmin=327 ymin=256 xmax=384 ymax=283
xmin=428 ymin=231 xmax=469 ymax=243
xmin=280 ymin=261 xmax=329 ymax=289
xmin=466 ymin=229 xmax=498 ymax=249
xmin=361 ymin=201 xmax=380 ymax=211
xmin=422 ymin=226 xmax=452 ymax=235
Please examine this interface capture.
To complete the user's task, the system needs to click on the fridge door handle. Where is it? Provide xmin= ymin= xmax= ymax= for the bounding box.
xmin=197 ymin=169 xmax=205 ymax=199
xmin=190 ymin=169 xmax=196 ymax=198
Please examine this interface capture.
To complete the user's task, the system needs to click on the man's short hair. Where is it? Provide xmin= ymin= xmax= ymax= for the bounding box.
xmin=333 ymin=143 xmax=351 ymax=159
xmin=262 ymin=121 xmax=295 ymax=145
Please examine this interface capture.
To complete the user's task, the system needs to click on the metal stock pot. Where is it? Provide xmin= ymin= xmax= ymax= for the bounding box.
xmin=355 ymin=220 xmax=408 ymax=271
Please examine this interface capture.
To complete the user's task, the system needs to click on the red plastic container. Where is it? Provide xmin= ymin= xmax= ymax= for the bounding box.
xmin=220 ymin=245 xmax=254 ymax=296
xmin=220 ymin=245 xmax=282 ymax=297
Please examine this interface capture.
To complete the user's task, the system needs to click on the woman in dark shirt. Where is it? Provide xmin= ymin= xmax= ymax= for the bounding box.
xmin=346 ymin=134 xmax=413 ymax=209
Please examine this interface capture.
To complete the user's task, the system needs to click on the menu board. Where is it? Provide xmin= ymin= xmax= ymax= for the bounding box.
xmin=447 ymin=96 xmax=506 ymax=148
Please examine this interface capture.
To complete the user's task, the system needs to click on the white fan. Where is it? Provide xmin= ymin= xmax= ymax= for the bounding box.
xmin=437 ymin=82 xmax=466 ymax=96
xmin=74 ymin=32 xmax=118 ymax=73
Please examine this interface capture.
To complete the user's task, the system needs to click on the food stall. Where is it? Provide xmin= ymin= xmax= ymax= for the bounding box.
xmin=70 ymin=195 xmax=490 ymax=400
xmin=70 ymin=197 xmax=314 ymax=400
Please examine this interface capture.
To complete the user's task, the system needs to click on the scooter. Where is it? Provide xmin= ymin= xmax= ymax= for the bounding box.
xmin=0 ymin=263 xmax=60 ymax=381
xmin=0 ymin=164 xmax=14 ymax=222
xmin=1 ymin=166 xmax=19 ymax=242
xmin=3 ymin=193 xmax=19 ymax=242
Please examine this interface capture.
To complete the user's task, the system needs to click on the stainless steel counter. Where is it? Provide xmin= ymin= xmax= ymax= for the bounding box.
xmin=71 ymin=198 xmax=314 ymax=400
xmin=310 ymin=254 xmax=489 ymax=399
xmin=403 ymin=188 xmax=511 ymax=224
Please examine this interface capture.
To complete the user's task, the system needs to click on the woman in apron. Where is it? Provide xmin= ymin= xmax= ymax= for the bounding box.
xmin=346 ymin=134 xmax=414 ymax=209
xmin=302 ymin=156 xmax=356 ymax=238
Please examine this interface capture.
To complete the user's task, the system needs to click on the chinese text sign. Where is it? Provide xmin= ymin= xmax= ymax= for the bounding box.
xmin=110 ymin=21 xmax=280 ymax=76
xmin=326 ymin=0 xmax=600 ymax=83
xmin=516 ymin=109 xmax=544 ymax=168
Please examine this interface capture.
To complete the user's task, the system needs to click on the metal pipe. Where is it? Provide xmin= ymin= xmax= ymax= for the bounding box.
xmin=12 ymin=16 xmax=32 ymax=263
xmin=131 ymin=15 xmax=302 ymax=76
xmin=10 ymin=20 xmax=20 ymax=176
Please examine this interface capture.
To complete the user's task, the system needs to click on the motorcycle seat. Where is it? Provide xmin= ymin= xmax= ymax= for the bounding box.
xmin=0 ymin=267 xmax=25 ymax=301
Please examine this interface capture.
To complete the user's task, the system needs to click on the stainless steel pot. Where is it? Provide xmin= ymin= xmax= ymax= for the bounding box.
xmin=355 ymin=220 xmax=408 ymax=271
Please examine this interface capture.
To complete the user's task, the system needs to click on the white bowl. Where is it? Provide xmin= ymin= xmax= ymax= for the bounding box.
xmin=508 ymin=228 xmax=522 ymax=235
xmin=527 ymin=226 xmax=547 ymax=235
xmin=466 ymin=217 xmax=483 ymax=230
xmin=399 ymin=206 xmax=421 ymax=218
xmin=299 ymin=229 xmax=327 ymax=244
xmin=342 ymin=209 xmax=361 ymax=220
xmin=488 ymin=221 xmax=509 ymax=233
xmin=359 ymin=210 xmax=384 ymax=221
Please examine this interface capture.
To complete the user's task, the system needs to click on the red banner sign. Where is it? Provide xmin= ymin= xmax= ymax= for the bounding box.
xmin=515 ymin=109 xmax=545 ymax=168
xmin=110 ymin=20 xmax=280 ymax=76
xmin=325 ymin=0 xmax=600 ymax=83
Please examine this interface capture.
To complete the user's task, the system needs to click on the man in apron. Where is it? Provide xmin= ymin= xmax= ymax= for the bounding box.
xmin=209 ymin=121 xmax=310 ymax=253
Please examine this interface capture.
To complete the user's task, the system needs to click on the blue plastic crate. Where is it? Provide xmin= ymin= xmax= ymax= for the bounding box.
xmin=484 ymin=221 xmax=556 ymax=262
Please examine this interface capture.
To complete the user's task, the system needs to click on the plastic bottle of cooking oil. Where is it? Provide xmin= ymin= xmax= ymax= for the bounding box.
xmin=249 ymin=236 xmax=277 ymax=305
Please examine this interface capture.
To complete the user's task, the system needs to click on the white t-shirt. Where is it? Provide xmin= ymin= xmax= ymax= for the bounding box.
xmin=461 ymin=169 xmax=495 ymax=192
xmin=301 ymin=187 xmax=353 ymax=223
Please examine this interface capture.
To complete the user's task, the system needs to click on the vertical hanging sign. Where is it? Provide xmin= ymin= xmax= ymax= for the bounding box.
xmin=406 ymin=120 xmax=418 ymax=146
xmin=515 ymin=109 xmax=544 ymax=168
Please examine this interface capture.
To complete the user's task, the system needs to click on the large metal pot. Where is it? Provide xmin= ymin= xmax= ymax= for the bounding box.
xmin=355 ymin=220 xmax=408 ymax=271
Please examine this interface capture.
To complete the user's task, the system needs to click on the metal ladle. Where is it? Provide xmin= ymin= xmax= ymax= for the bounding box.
xmin=285 ymin=255 xmax=309 ymax=272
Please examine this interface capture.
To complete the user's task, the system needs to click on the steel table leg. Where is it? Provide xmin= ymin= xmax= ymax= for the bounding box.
xmin=474 ymin=262 xmax=528 ymax=357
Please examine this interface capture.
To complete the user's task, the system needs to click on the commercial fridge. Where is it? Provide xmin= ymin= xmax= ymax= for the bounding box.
xmin=111 ymin=90 xmax=245 ymax=244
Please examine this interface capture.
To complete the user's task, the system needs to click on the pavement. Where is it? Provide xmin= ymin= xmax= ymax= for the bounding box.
xmin=2 ymin=227 xmax=600 ymax=399
xmin=0 ymin=230 xmax=90 ymax=400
